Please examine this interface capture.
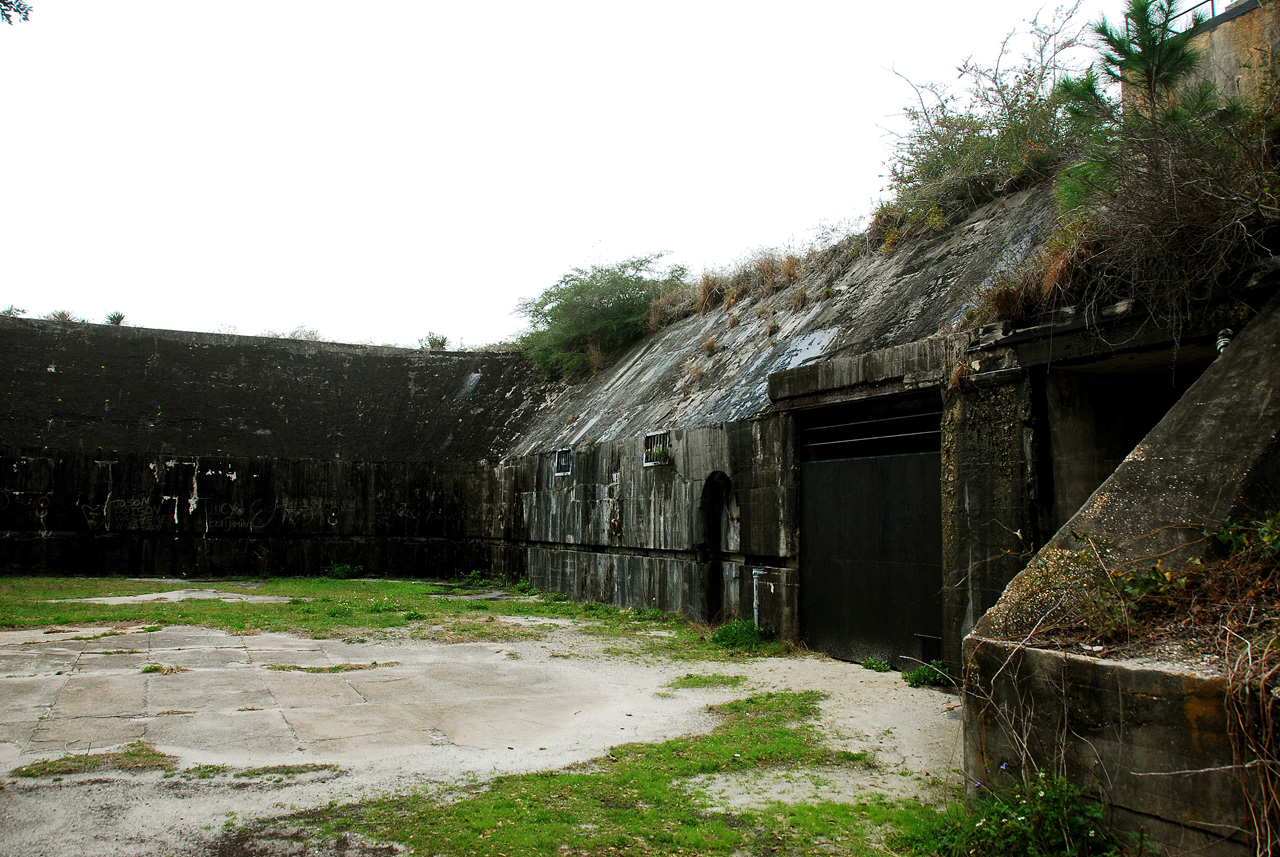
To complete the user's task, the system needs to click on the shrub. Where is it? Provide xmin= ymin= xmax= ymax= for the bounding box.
xmin=902 ymin=659 xmax=951 ymax=687
xmin=516 ymin=254 xmax=689 ymax=378
xmin=884 ymin=6 xmax=1084 ymax=239
xmin=325 ymin=563 xmax=363 ymax=580
xmin=861 ymin=656 xmax=892 ymax=672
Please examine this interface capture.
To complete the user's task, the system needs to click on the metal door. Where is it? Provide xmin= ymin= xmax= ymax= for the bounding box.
xmin=798 ymin=403 xmax=943 ymax=666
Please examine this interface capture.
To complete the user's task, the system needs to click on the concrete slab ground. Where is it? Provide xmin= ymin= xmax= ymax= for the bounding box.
xmin=0 ymin=614 xmax=962 ymax=857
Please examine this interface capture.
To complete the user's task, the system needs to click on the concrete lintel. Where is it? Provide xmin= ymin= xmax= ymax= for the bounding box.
xmin=767 ymin=336 xmax=960 ymax=404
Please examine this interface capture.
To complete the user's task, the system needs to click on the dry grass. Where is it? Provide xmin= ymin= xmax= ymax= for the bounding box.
xmin=586 ymin=341 xmax=607 ymax=373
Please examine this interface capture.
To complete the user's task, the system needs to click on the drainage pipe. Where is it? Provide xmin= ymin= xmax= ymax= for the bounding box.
xmin=752 ymin=568 xmax=765 ymax=628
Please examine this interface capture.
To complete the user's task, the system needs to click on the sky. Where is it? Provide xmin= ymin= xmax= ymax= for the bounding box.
xmin=2 ymin=1 xmax=1114 ymax=349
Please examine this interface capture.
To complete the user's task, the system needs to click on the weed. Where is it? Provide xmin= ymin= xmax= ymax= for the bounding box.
xmin=141 ymin=664 xmax=189 ymax=675
xmin=266 ymin=662 xmax=398 ymax=673
xmin=667 ymin=673 xmax=747 ymax=689
xmin=182 ymin=764 xmax=228 ymax=780
xmin=861 ymin=657 xmax=892 ymax=672
xmin=791 ymin=286 xmax=808 ymax=311
xmin=897 ymin=772 xmax=1117 ymax=857
xmin=11 ymin=741 xmax=177 ymax=777
xmin=902 ymin=659 xmax=950 ymax=687
xmin=512 ymin=580 xmax=538 ymax=596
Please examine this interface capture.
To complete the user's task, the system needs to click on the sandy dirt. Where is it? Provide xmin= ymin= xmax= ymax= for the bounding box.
xmin=0 ymin=592 xmax=961 ymax=856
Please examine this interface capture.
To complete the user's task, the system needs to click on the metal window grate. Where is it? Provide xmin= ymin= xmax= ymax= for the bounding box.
xmin=643 ymin=431 xmax=671 ymax=467
xmin=554 ymin=447 xmax=573 ymax=476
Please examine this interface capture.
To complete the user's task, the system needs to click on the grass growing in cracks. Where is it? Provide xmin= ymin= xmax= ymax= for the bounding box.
xmin=290 ymin=691 xmax=922 ymax=857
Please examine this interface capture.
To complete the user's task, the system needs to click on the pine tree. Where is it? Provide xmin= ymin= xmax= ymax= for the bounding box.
xmin=1091 ymin=0 xmax=1205 ymax=114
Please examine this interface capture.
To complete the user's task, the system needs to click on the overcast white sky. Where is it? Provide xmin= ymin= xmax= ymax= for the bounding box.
xmin=2 ymin=1 xmax=1113 ymax=348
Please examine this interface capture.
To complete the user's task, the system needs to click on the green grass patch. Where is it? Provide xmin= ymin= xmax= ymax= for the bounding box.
xmin=666 ymin=673 xmax=748 ymax=690
xmin=182 ymin=763 xmax=229 ymax=780
xmin=266 ymin=662 xmax=399 ymax=673
xmin=279 ymin=691 xmax=920 ymax=856
xmin=141 ymin=663 xmax=189 ymax=675
xmin=234 ymin=763 xmax=339 ymax=779
xmin=0 ymin=577 xmax=801 ymax=663
xmin=420 ymin=617 xmax=549 ymax=644
xmin=10 ymin=740 xmax=177 ymax=778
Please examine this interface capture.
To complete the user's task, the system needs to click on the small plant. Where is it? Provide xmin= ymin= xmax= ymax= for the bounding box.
xmin=1 ymin=304 xmax=26 ymax=317
xmin=512 ymin=580 xmax=538 ymax=596
xmin=325 ymin=563 xmax=364 ymax=580
xmin=418 ymin=332 xmax=449 ymax=351
xmin=766 ymin=319 xmax=780 ymax=337
xmin=43 ymin=309 xmax=82 ymax=323
xmin=791 ymin=286 xmax=808 ymax=311
xmin=861 ymin=656 xmax=892 ymax=672
xmin=902 ymin=659 xmax=950 ymax=687
xmin=1214 ymin=511 xmax=1280 ymax=557
xmin=105 ymin=312 xmax=126 ymax=326
xmin=141 ymin=664 xmax=189 ymax=675
xmin=402 ymin=609 xmax=427 ymax=621
xmin=457 ymin=569 xmax=492 ymax=588
xmin=701 ymin=336 xmax=716 ymax=355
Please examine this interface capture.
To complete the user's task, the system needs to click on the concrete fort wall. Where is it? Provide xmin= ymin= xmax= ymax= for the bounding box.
xmin=508 ymin=417 xmax=798 ymax=634
xmin=0 ymin=317 xmax=553 ymax=578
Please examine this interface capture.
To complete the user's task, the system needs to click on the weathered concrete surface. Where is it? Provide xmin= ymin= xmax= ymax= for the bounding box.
xmin=1192 ymin=0 xmax=1279 ymax=102
xmin=0 ymin=617 xmax=962 ymax=857
xmin=964 ymin=640 xmax=1250 ymax=855
xmin=511 ymin=188 xmax=1054 ymax=456
xmin=1 ymin=318 xmax=557 ymax=463
xmin=0 ymin=450 xmax=506 ymax=577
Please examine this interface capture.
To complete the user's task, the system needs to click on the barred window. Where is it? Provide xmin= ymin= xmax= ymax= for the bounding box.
xmin=643 ymin=431 xmax=672 ymax=467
